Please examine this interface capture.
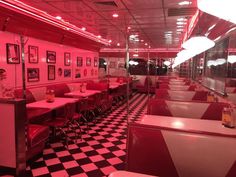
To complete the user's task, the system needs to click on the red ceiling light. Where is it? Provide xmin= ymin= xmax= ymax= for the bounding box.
xmin=81 ymin=27 xmax=86 ymax=31
xmin=112 ymin=13 xmax=119 ymax=18
xmin=145 ymin=43 xmax=148 ymax=46
xmin=117 ymin=43 xmax=120 ymax=46
xmin=97 ymin=35 xmax=101 ymax=38
xmin=108 ymin=40 xmax=112 ymax=43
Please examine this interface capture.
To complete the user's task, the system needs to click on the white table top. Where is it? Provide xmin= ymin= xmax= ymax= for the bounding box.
xmin=109 ymin=171 xmax=156 ymax=177
xmin=140 ymin=115 xmax=236 ymax=137
xmin=109 ymin=85 xmax=119 ymax=89
xmin=26 ymin=97 xmax=78 ymax=110
xmin=64 ymin=90 xmax=101 ymax=98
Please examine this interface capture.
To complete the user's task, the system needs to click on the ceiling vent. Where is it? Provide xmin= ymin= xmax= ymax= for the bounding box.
xmin=168 ymin=7 xmax=197 ymax=16
xmin=94 ymin=1 xmax=118 ymax=7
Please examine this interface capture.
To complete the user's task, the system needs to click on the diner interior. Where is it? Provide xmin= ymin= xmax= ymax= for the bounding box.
xmin=1 ymin=0 xmax=236 ymax=177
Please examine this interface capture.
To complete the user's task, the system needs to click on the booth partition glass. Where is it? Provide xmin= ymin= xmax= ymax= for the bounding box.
xmin=202 ymin=37 xmax=229 ymax=95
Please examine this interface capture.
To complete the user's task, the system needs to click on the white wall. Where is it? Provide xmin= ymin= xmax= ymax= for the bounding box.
xmin=0 ymin=31 xmax=99 ymax=89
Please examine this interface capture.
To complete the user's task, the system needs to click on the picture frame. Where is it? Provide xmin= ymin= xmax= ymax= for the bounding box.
xmin=118 ymin=63 xmax=125 ymax=68
xmin=46 ymin=51 xmax=56 ymax=63
xmin=77 ymin=57 xmax=83 ymax=67
xmin=64 ymin=69 xmax=71 ymax=77
xmin=86 ymin=57 xmax=91 ymax=66
xmin=48 ymin=65 xmax=55 ymax=80
xmin=75 ymin=69 xmax=81 ymax=78
xmin=28 ymin=45 xmax=39 ymax=63
xmin=64 ymin=52 xmax=71 ymax=66
xmin=6 ymin=43 xmax=20 ymax=64
xmin=110 ymin=61 xmax=116 ymax=68
xmin=94 ymin=57 xmax=98 ymax=67
xmin=27 ymin=68 xmax=39 ymax=82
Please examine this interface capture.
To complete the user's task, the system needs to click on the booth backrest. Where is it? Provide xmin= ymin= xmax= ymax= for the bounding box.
xmin=15 ymin=82 xmax=80 ymax=103
xmin=47 ymin=83 xmax=70 ymax=97
xmin=226 ymin=87 xmax=236 ymax=93
xmin=67 ymin=83 xmax=82 ymax=92
xmin=127 ymin=122 xmax=236 ymax=177
xmin=158 ymin=80 xmax=190 ymax=85
xmin=159 ymin=84 xmax=196 ymax=91
xmin=155 ymin=89 xmax=208 ymax=101
xmin=86 ymin=82 xmax=108 ymax=91
xmin=14 ymin=89 xmax=36 ymax=104
xmin=147 ymin=99 xmax=229 ymax=120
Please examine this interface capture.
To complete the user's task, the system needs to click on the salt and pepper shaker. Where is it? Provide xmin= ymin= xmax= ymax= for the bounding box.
xmin=222 ymin=105 xmax=235 ymax=128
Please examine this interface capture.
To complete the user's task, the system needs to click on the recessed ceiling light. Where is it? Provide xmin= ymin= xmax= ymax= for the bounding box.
xmin=112 ymin=13 xmax=119 ymax=18
xmin=97 ymin=35 xmax=101 ymax=38
xmin=55 ymin=16 xmax=62 ymax=20
xmin=108 ymin=40 xmax=112 ymax=43
xmin=128 ymin=26 xmax=131 ymax=30
xmin=117 ymin=43 xmax=120 ymax=46
xmin=145 ymin=43 xmax=148 ymax=46
xmin=141 ymin=39 xmax=144 ymax=42
xmin=178 ymin=1 xmax=192 ymax=6
xmin=81 ymin=27 xmax=86 ymax=31
xmin=177 ymin=21 xmax=186 ymax=25
xmin=177 ymin=18 xmax=187 ymax=21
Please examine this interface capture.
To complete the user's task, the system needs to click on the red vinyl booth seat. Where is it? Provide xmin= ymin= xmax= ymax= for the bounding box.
xmin=147 ymin=99 xmax=229 ymax=120
xmin=27 ymin=124 xmax=49 ymax=160
xmin=155 ymin=89 xmax=208 ymax=101
xmin=136 ymin=77 xmax=155 ymax=93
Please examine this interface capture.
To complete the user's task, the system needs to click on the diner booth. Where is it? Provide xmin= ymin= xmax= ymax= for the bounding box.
xmin=1 ymin=0 xmax=236 ymax=177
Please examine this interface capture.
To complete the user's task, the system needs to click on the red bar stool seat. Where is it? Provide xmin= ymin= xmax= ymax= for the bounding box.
xmin=27 ymin=124 xmax=49 ymax=160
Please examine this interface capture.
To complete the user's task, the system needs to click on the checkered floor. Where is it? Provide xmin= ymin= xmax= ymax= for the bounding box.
xmin=22 ymin=93 xmax=150 ymax=177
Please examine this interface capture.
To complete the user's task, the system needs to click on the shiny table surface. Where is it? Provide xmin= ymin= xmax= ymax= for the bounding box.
xmin=64 ymin=90 xmax=101 ymax=98
xmin=140 ymin=115 xmax=236 ymax=137
xmin=26 ymin=97 xmax=78 ymax=109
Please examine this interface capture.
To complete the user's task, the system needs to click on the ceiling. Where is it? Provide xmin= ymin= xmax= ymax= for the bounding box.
xmin=2 ymin=0 xmax=235 ymax=58
xmin=15 ymin=0 xmax=198 ymax=49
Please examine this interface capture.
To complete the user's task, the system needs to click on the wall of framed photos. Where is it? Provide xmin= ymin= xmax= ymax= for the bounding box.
xmin=0 ymin=31 xmax=99 ymax=89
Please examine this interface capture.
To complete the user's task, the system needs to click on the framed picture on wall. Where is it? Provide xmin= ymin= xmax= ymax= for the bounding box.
xmin=64 ymin=69 xmax=71 ymax=77
xmin=64 ymin=52 xmax=71 ymax=66
xmin=86 ymin=57 xmax=91 ymax=66
xmin=48 ymin=65 xmax=55 ymax=80
xmin=118 ymin=63 xmax=125 ymax=68
xmin=94 ymin=57 xmax=98 ymax=67
xmin=77 ymin=57 xmax=83 ymax=67
xmin=27 ymin=68 xmax=39 ymax=82
xmin=6 ymin=43 xmax=20 ymax=64
xmin=75 ymin=69 xmax=81 ymax=78
xmin=28 ymin=45 xmax=39 ymax=63
xmin=46 ymin=51 xmax=56 ymax=63
xmin=110 ymin=61 xmax=116 ymax=68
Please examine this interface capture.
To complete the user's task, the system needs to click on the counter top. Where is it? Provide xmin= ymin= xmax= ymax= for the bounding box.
xmin=140 ymin=115 xmax=236 ymax=138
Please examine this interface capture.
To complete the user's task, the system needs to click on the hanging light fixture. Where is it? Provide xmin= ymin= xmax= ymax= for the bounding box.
xmin=228 ymin=55 xmax=236 ymax=64
xmin=198 ymin=0 xmax=236 ymax=24
xmin=182 ymin=36 xmax=215 ymax=55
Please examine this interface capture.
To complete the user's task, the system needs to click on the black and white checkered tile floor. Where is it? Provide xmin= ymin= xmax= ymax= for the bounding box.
xmin=23 ymin=93 xmax=149 ymax=177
